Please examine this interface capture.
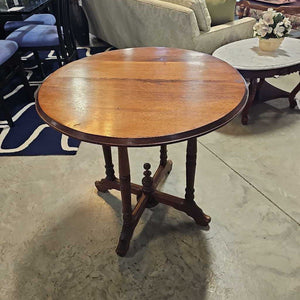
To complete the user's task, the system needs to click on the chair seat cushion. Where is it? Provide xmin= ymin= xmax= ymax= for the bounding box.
xmin=6 ymin=25 xmax=59 ymax=48
xmin=4 ymin=13 xmax=56 ymax=32
xmin=0 ymin=40 xmax=18 ymax=65
xmin=25 ymin=13 xmax=56 ymax=25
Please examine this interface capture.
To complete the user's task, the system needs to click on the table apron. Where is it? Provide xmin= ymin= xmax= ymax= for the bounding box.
xmin=239 ymin=64 xmax=300 ymax=79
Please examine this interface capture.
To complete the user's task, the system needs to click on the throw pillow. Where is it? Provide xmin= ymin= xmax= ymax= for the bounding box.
xmin=160 ymin=0 xmax=211 ymax=32
xmin=205 ymin=0 xmax=236 ymax=26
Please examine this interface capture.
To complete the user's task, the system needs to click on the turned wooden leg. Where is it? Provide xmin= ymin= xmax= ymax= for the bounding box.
xmin=242 ymin=78 xmax=258 ymax=125
xmin=160 ymin=145 xmax=167 ymax=167
xmin=142 ymin=163 xmax=158 ymax=208
xmin=95 ymin=145 xmax=116 ymax=192
xmin=116 ymin=147 xmax=134 ymax=256
xmin=185 ymin=139 xmax=197 ymax=202
xmin=289 ymin=82 xmax=300 ymax=109
xmin=103 ymin=145 xmax=116 ymax=181
xmin=183 ymin=139 xmax=210 ymax=226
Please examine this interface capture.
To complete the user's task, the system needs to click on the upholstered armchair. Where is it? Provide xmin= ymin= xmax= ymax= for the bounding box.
xmin=82 ymin=0 xmax=256 ymax=54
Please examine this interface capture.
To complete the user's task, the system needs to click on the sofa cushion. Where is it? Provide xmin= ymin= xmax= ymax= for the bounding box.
xmin=160 ymin=0 xmax=211 ymax=31
xmin=205 ymin=0 xmax=235 ymax=26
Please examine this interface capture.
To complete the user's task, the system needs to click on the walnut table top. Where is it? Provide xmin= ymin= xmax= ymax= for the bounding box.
xmin=36 ymin=47 xmax=248 ymax=147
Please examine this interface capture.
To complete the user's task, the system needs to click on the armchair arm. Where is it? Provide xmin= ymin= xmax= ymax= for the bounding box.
xmin=194 ymin=17 xmax=256 ymax=54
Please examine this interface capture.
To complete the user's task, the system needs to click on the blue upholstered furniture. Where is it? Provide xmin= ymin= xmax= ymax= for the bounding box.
xmin=6 ymin=0 xmax=77 ymax=78
xmin=0 ymin=40 xmax=32 ymax=127
xmin=4 ymin=13 xmax=56 ymax=32
xmin=0 ymin=40 xmax=18 ymax=66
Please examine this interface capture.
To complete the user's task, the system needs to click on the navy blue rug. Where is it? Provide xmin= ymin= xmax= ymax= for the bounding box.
xmin=0 ymin=46 xmax=112 ymax=156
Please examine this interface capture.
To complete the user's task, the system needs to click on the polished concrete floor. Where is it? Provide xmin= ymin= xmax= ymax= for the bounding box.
xmin=0 ymin=73 xmax=299 ymax=299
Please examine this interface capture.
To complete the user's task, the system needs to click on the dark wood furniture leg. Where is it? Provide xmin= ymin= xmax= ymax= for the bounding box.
xmin=182 ymin=138 xmax=211 ymax=225
xmin=242 ymin=78 xmax=258 ymax=125
xmin=95 ymin=145 xmax=116 ymax=192
xmin=116 ymin=147 xmax=134 ymax=256
xmin=153 ymin=139 xmax=211 ymax=226
xmin=289 ymin=82 xmax=300 ymax=108
xmin=240 ymin=76 xmax=299 ymax=124
xmin=102 ymin=145 xmax=116 ymax=181
xmin=95 ymin=142 xmax=210 ymax=256
xmin=152 ymin=145 xmax=173 ymax=188
xmin=145 ymin=145 xmax=172 ymax=208
xmin=95 ymin=146 xmax=142 ymax=195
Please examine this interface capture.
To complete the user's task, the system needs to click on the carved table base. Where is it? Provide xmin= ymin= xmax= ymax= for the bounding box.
xmin=242 ymin=78 xmax=300 ymax=125
xmin=95 ymin=140 xmax=211 ymax=257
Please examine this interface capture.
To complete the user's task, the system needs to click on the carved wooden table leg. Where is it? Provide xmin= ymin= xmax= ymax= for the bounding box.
xmin=142 ymin=163 xmax=155 ymax=202
xmin=145 ymin=145 xmax=171 ymax=208
xmin=95 ymin=145 xmax=116 ymax=192
xmin=181 ymin=138 xmax=211 ymax=226
xmin=289 ymin=82 xmax=300 ymax=108
xmin=154 ymin=145 xmax=173 ymax=184
xmin=95 ymin=141 xmax=210 ymax=256
xmin=116 ymin=147 xmax=134 ymax=256
xmin=242 ymin=78 xmax=258 ymax=125
xmin=160 ymin=145 xmax=167 ymax=167
xmin=103 ymin=145 xmax=116 ymax=181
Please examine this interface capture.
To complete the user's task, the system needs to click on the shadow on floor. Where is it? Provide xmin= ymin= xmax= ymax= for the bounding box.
xmin=218 ymin=100 xmax=299 ymax=136
xmin=13 ymin=192 xmax=211 ymax=299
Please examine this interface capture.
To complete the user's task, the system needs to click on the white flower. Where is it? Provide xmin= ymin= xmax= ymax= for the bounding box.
xmin=263 ymin=10 xmax=274 ymax=25
xmin=254 ymin=20 xmax=273 ymax=37
xmin=253 ymin=22 xmax=261 ymax=32
xmin=254 ymin=9 xmax=290 ymax=38
xmin=274 ymin=22 xmax=285 ymax=37
xmin=283 ymin=17 xmax=291 ymax=28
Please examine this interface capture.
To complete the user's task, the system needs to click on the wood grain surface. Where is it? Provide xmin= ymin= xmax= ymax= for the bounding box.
xmin=36 ymin=47 xmax=248 ymax=146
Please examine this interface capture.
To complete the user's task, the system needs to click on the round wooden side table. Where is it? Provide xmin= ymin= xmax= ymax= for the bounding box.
xmin=36 ymin=47 xmax=248 ymax=256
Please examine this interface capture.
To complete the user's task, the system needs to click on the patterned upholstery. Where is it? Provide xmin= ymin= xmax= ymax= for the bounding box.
xmin=82 ymin=0 xmax=256 ymax=54
xmin=160 ymin=0 xmax=211 ymax=31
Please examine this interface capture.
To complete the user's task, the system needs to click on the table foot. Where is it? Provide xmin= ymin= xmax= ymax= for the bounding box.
xmin=95 ymin=178 xmax=110 ymax=192
xmin=289 ymin=82 xmax=300 ymax=109
xmin=153 ymin=190 xmax=211 ymax=227
xmin=181 ymin=201 xmax=211 ymax=226
xmin=116 ymin=224 xmax=134 ymax=257
xmin=289 ymin=99 xmax=297 ymax=109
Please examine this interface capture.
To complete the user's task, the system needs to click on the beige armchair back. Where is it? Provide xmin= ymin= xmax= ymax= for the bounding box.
xmin=82 ymin=0 xmax=256 ymax=54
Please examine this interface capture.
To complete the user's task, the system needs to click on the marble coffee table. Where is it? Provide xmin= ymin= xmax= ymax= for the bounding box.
xmin=213 ymin=37 xmax=300 ymax=124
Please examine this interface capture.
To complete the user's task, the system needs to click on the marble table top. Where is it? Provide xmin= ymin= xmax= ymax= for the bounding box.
xmin=213 ymin=37 xmax=300 ymax=71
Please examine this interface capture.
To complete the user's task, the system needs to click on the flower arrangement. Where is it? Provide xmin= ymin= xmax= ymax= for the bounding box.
xmin=253 ymin=8 xmax=292 ymax=39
